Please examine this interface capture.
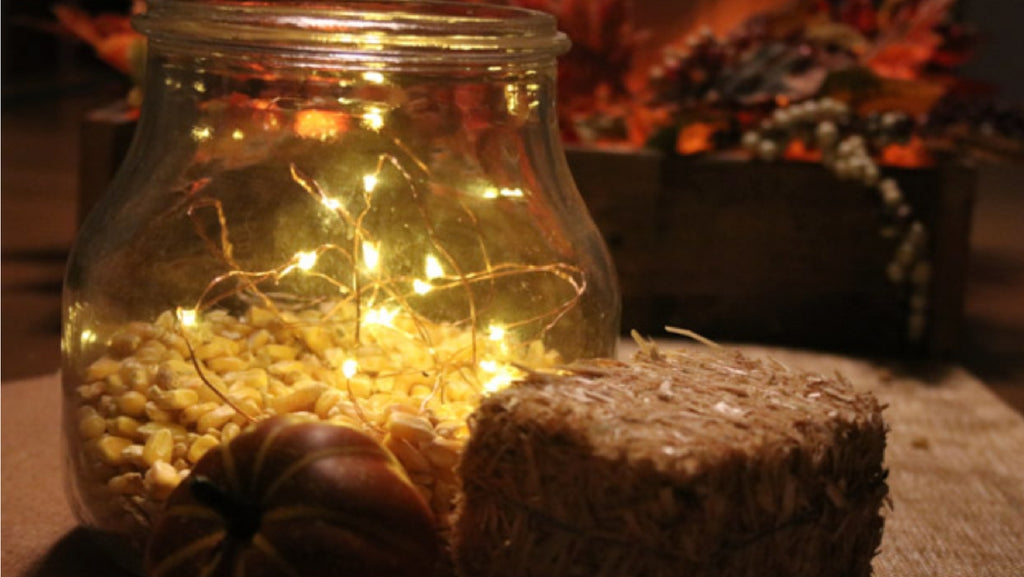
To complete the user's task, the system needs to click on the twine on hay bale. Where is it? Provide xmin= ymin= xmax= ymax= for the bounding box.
xmin=453 ymin=336 xmax=889 ymax=577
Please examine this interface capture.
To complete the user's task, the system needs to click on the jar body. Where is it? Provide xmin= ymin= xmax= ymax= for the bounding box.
xmin=61 ymin=0 xmax=619 ymax=568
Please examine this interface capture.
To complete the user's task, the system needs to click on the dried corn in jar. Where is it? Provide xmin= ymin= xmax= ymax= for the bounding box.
xmin=62 ymin=1 xmax=619 ymax=572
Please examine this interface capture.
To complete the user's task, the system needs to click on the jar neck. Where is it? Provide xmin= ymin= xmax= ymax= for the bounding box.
xmin=135 ymin=0 xmax=569 ymax=73
xmin=132 ymin=1 xmax=569 ymax=174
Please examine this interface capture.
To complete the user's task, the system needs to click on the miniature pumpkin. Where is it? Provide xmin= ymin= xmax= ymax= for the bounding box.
xmin=145 ymin=416 xmax=438 ymax=577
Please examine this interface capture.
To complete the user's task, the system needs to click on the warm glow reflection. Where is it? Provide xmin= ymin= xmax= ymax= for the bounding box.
xmin=231 ymin=129 xmax=245 ymax=141
xmin=487 ymin=324 xmax=506 ymax=342
xmin=191 ymin=126 xmax=212 ymax=142
xmin=362 ymin=71 xmax=385 ymax=84
xmin=81 ymin=329 xmax=98 ymax=345
xmin=363 ymin=108 xmax=385 ymax=131
xmin=295 ymin=110 xmax=347 ymax=140
xmin=364 ymin=307 xmax=398 ymax=327
xmin=479 ymin=360 xmax=521 ymax=393
xmin=413 ymin=279 xmax=433 ymax=295
xmin=323 ymin=197 xmax=341 ymax=211
xmin=482 ymin=186 xmax=524 ymax=199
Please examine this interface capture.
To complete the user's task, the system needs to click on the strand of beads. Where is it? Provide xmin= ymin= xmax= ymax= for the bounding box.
xmin=741 ymin=98 xmax=931 ymax=344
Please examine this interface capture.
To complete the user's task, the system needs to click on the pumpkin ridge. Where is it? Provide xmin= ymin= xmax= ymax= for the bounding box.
xmin=260 ymin=444 xmax=390 ymax=502
xmin=148 ymin=530 xmax=226 ymax=577
xmin=251 ymin=533 xmax=302 ymax=577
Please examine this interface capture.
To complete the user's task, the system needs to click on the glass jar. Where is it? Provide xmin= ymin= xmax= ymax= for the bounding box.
xmin=61 ymin=0 xmax=620 ymax=570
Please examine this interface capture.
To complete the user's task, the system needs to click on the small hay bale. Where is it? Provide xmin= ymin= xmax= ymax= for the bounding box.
xmin=453 ymin=346 xmax=888 ymax=577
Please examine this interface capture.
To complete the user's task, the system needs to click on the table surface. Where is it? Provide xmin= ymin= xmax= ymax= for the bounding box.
xmin=4 ymin=344 xmax=1024 ymax=577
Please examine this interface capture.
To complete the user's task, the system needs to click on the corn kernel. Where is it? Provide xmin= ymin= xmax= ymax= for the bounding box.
xmin=138 ymin=422 xmax=187 ymax=442
xmin=144 ymin=460 xmax=181 ymax=500
xmin=248 ymin=307 xmax=275 ymax=327
xmin=384 ymin=435 xmax=430 ymax=473
xmin=207 ymin=356 xmax=248 ymax=373
xmin=144 ymin=401 xmax=174 ymax=423
xmin=121 ymin=444 xmax=145 ymax=466
xmin=159 ymin=388 xmax=199 ymax=410
xmin=314 ymin=389 xmax=344 ymax=419
xmin=78 ymin=412 xmax=107 ymax=439
xmin=143 ymin=428 xmax=174 ymax=466
xmin=108 ymin=416 xmax=142 ymax=439
xmin=187 ymin=434 xmax=220 ymax=464
xmin=424 ymin=438 xmax=462 ymax=469
xmin=221 ymin=422 xmax=241 ymax=444
xmin=108 ymin=472 xmax=144 ymax=495
xmin=118 ymin=391 xmax=148 ymax=417
xmin=95 ymin=435 xmax=133 ymax=466
xmin=387 ymin=411 xmax=435 ymax=445
xmin=269 ymin=383 xmax=325 ymax=414
xmin=109 ymin=331 xmax=142 ymax=358
xmin=86 ymin=356 xmax=121 ymax=381
xmin=196 ymin=405 xmax=236 ymax=434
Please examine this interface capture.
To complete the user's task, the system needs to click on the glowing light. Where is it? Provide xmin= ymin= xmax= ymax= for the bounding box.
xmin=323 ymin=197 xmax=342 ymax=211
xmin=488 ymin=325 xmax=506 ymax=342
xmin=364 ymin=307 xmax=398 ymax=327
xmin=362 ymin=71 xmax=385 ymax=84
xmin=231 ymin=129 xmax=245 ymax=141
xmin=191 ymin=126 xmax=213 ymax=142
xmin=296 ymin=250 xmax=318 ymax=271
xmin=425 ymin=255 xmax=444 ymax=280
xmin=295 ymin=110 xmax=346 ymax=140
xmin=81 ymin=329 xmax=98 ymax=345
xmin=362 ymin=108 xmax=385 ymax=131
xmin=483 ymin=186 xmax=524 ymax=199
xmin=413 ymin=279 xmax=433 ymax=295
xmin=363 ymin=174 xmax=379 ymax=193
xmin=479 ymin=360 xmax=521 ymax=393
xmin=193 ymin=81 xmax=207 ymax=94
xmin=177 ymin=308 xmax=198 ymax=328
xmin=342 ymin=359 xmax=359 ymax=379
xmin=505 ymin=84 xmax=523 ymax=115
xmin=362 ymin=242 xmax=380 ymax=270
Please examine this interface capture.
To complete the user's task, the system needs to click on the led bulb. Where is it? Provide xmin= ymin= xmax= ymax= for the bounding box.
xmin=177 ymin=308 xmax=198 ymax=328
xmin=425 ymin=255 xmax=444 ymax=280
xmin=362 ymin=242 xmax=380 ymax=271
xmin=342 ymin=359 xmax=359 ymax=379
xmin=296 ymin=251 xmax=318 ymax=271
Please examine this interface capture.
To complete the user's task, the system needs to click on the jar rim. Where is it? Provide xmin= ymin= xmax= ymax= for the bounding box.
xmin=136 ymin=0 xmax=570 ymax=65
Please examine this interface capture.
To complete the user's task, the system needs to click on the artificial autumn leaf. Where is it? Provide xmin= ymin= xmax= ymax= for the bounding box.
xmin=804 ymin=22 xmax=870 ymax=54
xmin=857 ymin=77 xmax=949 ymax=116
xmin=880 ymin=136 xmax=933 ymax=167
xmin=675 ymin=122 xmax=719 ymax=156
xmin=865 ymin=0 xmax=956 ymax=80
xmin=784 ymin=139 xmax=824 ymax=163
xmin=52 ymin=4 xmax=146 ymax=80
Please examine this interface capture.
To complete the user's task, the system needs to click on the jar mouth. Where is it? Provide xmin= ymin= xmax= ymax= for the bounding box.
xmin=136 ymin=0 xmax=570 ymax=65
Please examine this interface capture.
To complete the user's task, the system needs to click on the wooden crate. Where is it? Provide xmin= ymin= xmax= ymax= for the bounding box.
xmin=568 ymin=147 xmax=975 ymax=356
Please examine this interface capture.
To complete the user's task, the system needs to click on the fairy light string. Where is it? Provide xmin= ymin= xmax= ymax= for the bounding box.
xmin=172 ymin=104 xmax=587 ymax=421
